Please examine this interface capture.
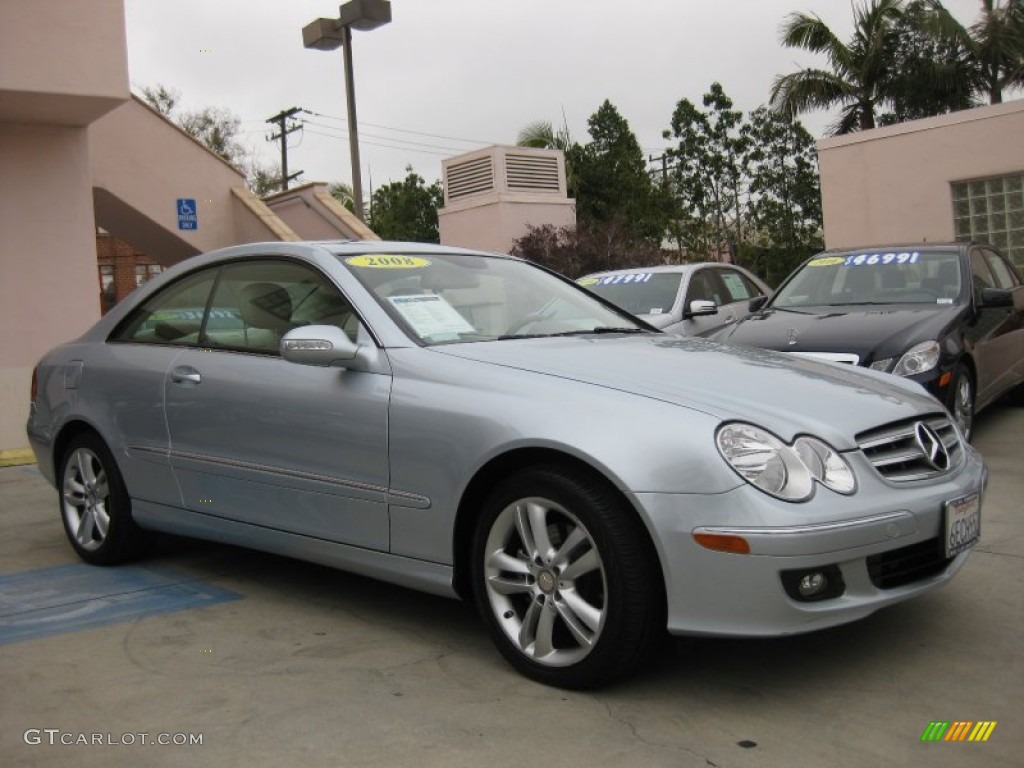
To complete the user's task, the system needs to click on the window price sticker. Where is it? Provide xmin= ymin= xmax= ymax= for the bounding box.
xmin=594 ymin=273 xmax=653 ymax=285
xmin=843 ymin=251 xmax=920 ymax=266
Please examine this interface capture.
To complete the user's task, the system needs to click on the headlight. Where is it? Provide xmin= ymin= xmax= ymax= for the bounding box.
xmin=892 ymin=340 xmax=940 ymax=377
xmin=716 ymin=423 xmax=856 ymax=501
xmin=869 ymin=357 xmax=893 ymax=372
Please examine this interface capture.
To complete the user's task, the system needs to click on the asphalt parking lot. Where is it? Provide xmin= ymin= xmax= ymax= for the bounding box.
xmin=1 ymin=403 xmax=1021 ymax=768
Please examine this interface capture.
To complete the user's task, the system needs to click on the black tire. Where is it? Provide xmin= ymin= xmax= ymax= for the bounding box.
xmin=470 ymin=465 xmax=663 ymax=689
xmin=946 ymin=364 xmax=975 ymax=442
xmin=58 ymin=432 xmax=154 ymax=564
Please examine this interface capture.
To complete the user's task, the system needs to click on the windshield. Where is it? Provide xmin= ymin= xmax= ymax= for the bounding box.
xmin=579 ymin=272 xmax=683 ymax=316
xmin=338 ymin=252 xmax=646 ymax=345
xmin=772 ymin=249 xmax=963 ymax=308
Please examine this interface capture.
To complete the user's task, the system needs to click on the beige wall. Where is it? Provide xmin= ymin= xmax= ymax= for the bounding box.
xmin=0 ymin=124 xmax=102 ymax=451
xmin=439 ymin=196 xmax=576 ymax=254
xmin=264 ymin=183 xmax=378 ymax=242
xmin=0 ymin=0 xmax=129 ymax=126
xmin=89 ymin=98 xmax=254 ymax=263
xmin=818 ymin=100 xmax=1024 ymax=250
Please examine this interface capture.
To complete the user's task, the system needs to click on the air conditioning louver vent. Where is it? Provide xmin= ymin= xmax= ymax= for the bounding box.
xmin=446 ymin=156 xmax=494 ymax=200
xmin=506 ymin=153 xmax=560 ymax=192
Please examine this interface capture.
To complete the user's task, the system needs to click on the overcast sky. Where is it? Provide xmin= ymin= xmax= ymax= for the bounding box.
xmin=123 ymin=0 xmax=992 ymax=191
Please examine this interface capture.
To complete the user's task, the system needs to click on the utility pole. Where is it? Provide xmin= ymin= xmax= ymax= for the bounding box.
xmin=266 ymin=107 xmax=304 ymax=191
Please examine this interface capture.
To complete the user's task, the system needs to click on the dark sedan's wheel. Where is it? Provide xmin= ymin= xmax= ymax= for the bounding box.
xmin=471 ymin=467 xmax=662 ymax=689
xmin=59 ymin=433 xmax=152 ymax=564
xmin=947 ymin=365 xmax=974 ymax=442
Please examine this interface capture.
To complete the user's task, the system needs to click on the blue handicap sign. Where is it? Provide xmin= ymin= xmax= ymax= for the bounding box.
xmin=177 ymin=198 xmax=198 ymax=230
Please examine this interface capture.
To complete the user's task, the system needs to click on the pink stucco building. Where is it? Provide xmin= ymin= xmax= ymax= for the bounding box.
xmin=817 ymin=99 xmax=1024 ymax=270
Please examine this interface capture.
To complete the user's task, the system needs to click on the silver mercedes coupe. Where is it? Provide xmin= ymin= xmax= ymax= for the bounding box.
xmin=27 ymin=241 xmax=987 ymax=688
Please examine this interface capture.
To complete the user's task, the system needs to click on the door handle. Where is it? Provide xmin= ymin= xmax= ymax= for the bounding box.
xmin=171 ymin=366 xmax=201 ymax=386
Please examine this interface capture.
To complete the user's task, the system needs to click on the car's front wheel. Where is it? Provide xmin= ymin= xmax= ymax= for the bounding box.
xmin=947 ymin=364 xmax=975 ymax=441
xmin=471 ymin=466 xmax=662 ymax=689
xmin=59 ymin=432 xmax=153 ymax=564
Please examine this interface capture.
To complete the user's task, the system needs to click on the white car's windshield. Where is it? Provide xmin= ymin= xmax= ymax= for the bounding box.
xmin=580 ymin=272 xmax=683 ymax=316
xmin=338 ymin=252 xmax=646 ymax=345
xmin=773 ymin=249 xmax=963 ymax=308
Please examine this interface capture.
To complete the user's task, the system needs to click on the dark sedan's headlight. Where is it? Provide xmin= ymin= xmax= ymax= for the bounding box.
xmin=891 ymin=340 xmax=940 ymax=377
xmin=716 ymin=423 xmax=856 ymax=501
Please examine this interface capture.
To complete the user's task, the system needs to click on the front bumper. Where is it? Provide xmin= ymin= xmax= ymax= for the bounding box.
xmin=631 ymin=443 xmax=987 ymax=637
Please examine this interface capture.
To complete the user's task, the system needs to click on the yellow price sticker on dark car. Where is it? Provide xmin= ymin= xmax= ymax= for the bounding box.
xmin=346 ymin=255 xmax=432 ymax=269
xmin=808 ymin=256 xmax=844 ymax=267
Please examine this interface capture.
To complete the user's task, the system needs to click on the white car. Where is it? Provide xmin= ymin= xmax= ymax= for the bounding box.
xmin=579 ymin=263 xmax=770 ymax=336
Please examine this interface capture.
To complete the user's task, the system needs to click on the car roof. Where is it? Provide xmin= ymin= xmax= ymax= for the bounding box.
xmin=583 ymin=262 xmax=736 ymax=278
xmin=817 ymin=243 xmax=966 ymax=255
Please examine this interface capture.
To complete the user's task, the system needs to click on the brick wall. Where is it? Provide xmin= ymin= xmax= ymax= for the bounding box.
xmin=95 ymin=232 xmax=163 ymax=313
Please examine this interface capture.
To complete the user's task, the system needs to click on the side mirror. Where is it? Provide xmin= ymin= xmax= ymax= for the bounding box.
xmin=280 ymin=325 xmax=360 ymax=367
xmin=748 ymin=295 xmax=769 ymax=312
xmin=978 ymin=287 xmax=1013 ymax=308
xmin=686 ymin=300 xmax=718 ymax=318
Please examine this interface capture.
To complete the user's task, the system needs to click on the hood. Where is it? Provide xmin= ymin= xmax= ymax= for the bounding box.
xmin=716 ymin=304 xmax=961 ymax=362
xmin=433 ymin=334 xmax=944 ymax=449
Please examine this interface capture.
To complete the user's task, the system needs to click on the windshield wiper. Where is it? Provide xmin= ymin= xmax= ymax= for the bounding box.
xmin=497 ymin=327 xmax=647 ymax=340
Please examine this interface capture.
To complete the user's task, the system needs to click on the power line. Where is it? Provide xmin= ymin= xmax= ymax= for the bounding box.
xmin=303 ymin=109 xmax=494 ymax=146
xmin=303 ymin=128 xmax=454 ymax=156
xmin=303 ymin=120 xmax=473 ymax=153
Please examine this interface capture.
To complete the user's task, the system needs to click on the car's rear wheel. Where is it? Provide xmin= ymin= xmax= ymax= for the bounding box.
xmin=947 ymin=364 xmax=974 ymax=441
xmin=59 ymin=433 xmax=153 ymax=564
xmin=471 ymin=466 xmax=662 ymax=689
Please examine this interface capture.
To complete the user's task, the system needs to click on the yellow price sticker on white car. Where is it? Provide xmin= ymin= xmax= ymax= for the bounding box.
xmin=346 ymin=255 xmax=432 ymax=269
xmin=808 ymin=256 xmax=844 ymax=267
xmin=576 ymin=277 xmax=599 ymax=286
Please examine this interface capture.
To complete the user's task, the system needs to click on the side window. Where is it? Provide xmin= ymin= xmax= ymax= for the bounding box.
xmin=110 ymin=268 xmax=219 ymax=344
xmin=203 ymin=260 xmax=358 ymax=355
xmin=685 ymin=270 xmax=726 ymax=306
xmin=983 ymin=249 xmax=1019 ymax=289
xmin=717 ymin=268 xmax=756 ymax=302
xmin=969 ymin=250 xmax=997 ymax=297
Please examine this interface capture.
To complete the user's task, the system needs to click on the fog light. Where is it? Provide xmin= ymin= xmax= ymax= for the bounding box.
xmin=780 ymin=565 xmax=845 ymax=602
xmin=799 ymin=572 xmax=827 ymax=597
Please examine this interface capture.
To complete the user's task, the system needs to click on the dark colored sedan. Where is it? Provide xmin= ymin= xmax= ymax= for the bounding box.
xmin=714 ymin=243 xmax=1024 ymax=439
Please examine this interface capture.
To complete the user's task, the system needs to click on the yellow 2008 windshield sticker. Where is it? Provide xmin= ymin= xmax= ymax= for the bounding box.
xmin=346 ymin=255 xmax=432 ymax=269
xmin=576 ymin=277 xmax=599 ymax=286
xmin=808 ymin=256 xmax=844 ymax=267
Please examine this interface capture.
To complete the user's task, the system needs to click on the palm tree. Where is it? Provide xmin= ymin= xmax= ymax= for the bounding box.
xmin=770 ymin=0 xmax=905 ymax=134
xmin=515 ymin=120 xmax=573 ymax=151
xmin=918 ymin=0 xmax=1024 ymax=104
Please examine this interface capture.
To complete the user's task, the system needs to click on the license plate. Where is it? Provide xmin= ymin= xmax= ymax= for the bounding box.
xmin=944 ymin=493 xmax=981 ymax=558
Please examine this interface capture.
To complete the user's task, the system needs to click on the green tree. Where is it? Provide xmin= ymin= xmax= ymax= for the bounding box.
xmin=881 ymin=0 xmax=979 ymax=123
xmin=770 ymin=0 xmax=906 ymax=134
xmin=917 ymin=0 xmax=1024 ymax=104
xmin=571 ymin=100 xmax=663 ymax=243
xmin=663 ymin=83 xmax=748 ymax=257
xmin=369 ymin=167 xmax=443 ymax=243
xmin=742 ymin=107 xmax=824 ymax=284
xmin=328 ymin=182 xmax=358 ymax=214
xmin=140 ymin=84 xmax=281 ymax=195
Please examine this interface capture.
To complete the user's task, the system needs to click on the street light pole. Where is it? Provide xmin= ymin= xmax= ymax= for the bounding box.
xmin=302 ymin=0 xmax=392 ymax=224
xmin=340 ymin=25 xmax=364 ymax=221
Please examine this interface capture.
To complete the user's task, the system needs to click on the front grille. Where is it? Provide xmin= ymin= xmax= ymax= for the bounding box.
xmin=857 ymin=415 xmax=962 ymax=481
xmin=867 ymin=538 xmax=952 ymax=589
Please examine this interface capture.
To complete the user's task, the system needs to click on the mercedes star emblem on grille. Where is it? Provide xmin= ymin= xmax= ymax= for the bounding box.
xmin=913 ymin=422 xmax=951 ymax=471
